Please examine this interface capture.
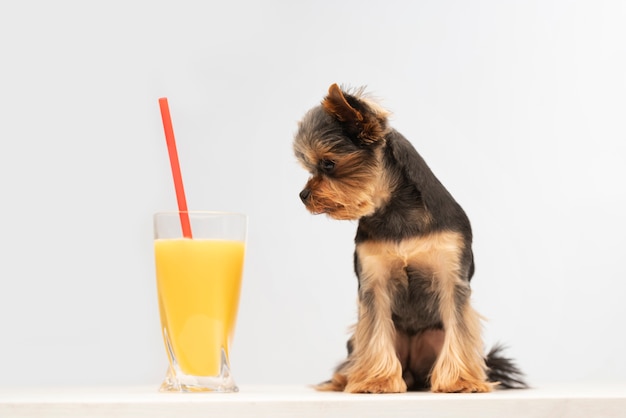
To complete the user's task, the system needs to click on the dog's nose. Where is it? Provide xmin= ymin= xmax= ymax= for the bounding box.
xmin=299 ymin=188 xmax=311 ymax=203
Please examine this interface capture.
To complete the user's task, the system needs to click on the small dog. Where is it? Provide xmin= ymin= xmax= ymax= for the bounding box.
xmin=293 ymin=84 xmax=526 ymax=393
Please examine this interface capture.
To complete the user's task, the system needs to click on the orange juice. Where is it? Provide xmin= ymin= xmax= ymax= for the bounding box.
xmin=154 ymin=238 xmax=245 ymax=376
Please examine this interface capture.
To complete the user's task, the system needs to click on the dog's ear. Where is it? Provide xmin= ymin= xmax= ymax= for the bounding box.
xmin=321 ymin=83 xmax=387 ymax=145
xmin=322 ymin=84 xmax=362 ymax=127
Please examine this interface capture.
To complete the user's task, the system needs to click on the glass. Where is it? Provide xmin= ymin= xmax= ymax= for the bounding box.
xmin=153 ymin=211 xmax=247 ymax=392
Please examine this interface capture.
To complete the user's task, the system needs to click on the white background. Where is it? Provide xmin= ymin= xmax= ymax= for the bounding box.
xmin=1 ymin=0 xmax=624 ymax=388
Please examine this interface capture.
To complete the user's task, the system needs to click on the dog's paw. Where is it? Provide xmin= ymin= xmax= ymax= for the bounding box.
xmin=344 ymin=375 xmax=407 ymax=394
xmin=431 ymin=378 xmax=494 ymax=393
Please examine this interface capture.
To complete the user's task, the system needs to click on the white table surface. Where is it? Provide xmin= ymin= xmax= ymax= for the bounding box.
xmin=1 ymin=383 xmax=626 ymax=418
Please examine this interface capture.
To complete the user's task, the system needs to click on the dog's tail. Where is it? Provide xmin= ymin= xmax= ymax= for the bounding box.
xmin=486 ymin=344 xmax=528 ymax=389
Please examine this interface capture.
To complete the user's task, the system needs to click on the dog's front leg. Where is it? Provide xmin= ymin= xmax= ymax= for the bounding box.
xmin=429 ymin=270 xmax=493 ymax=393
xmin=341 ymin=247 xmax=407 ymax=394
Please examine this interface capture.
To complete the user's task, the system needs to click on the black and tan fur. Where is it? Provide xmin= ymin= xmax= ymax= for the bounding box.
xmin=293 ymin=84 xmax=526 ymax=393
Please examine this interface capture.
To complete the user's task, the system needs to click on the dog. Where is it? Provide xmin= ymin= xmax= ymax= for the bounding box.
xmin=293 ymin=84 xmax=526 ymax=393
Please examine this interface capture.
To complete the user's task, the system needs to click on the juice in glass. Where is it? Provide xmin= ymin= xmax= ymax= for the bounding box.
xmin=155 ymin=238 xmax=244 ymax=376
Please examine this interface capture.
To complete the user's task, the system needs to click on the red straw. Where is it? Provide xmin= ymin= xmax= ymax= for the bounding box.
xmin=158 ymin=97 xmax=193 ymax=239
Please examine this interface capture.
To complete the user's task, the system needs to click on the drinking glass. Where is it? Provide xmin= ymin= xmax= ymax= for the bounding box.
xmin=153 ymin=211 xmax=247 ymax=392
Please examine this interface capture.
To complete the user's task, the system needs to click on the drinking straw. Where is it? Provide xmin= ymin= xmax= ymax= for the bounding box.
xmin=158 ymin=97 xmax=193 ymax=239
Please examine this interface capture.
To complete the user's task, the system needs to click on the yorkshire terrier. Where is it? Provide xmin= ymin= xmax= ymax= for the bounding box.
xmin=293 ymin=84 xmax=526 ymax=393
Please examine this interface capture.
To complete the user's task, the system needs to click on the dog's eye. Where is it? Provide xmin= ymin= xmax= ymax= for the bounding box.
xmin=319 ymin=159 xmax=336 ymax=173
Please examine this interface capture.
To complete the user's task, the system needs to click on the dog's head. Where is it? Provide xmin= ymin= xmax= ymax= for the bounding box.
xmin=293 ymin=84 xmax=393 ymax=220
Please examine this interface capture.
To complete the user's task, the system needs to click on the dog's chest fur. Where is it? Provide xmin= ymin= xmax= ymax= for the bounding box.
xmin=354 ymin=231 xmax=465 ymax=335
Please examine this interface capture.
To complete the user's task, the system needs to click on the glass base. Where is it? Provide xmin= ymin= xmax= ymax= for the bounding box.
xmin=159 ymin=348 xmax=238 ymax=393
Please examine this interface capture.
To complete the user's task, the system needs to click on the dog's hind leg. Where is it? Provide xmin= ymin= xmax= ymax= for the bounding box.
xmin=399 ymin=328 xmax=445 ymax=390
xmin=315 ymin=338 xmax=352 ymax=392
